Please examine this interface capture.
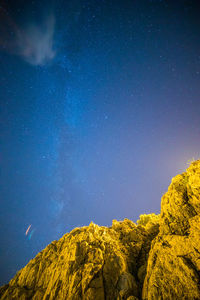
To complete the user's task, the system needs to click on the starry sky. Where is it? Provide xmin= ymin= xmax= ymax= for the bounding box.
xmin=1 ymin=0 xmax=200 ymax=285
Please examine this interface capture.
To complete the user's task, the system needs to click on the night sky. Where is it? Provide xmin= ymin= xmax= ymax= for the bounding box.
xmin=1 ymin=0 xmax=200 ymax=285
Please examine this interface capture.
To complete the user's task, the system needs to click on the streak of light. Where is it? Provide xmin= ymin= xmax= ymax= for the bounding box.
xmin=28 ymin=229 xmax=35 ymax=240
xmin=25 ymin=224 xmax=31 ymax=236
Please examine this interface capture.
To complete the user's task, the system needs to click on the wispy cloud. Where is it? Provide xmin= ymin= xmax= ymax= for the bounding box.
xmin=0 ymin=7 xmax=56 ymax=66
xmin=16 ymin=15 xmax=56 ymax=66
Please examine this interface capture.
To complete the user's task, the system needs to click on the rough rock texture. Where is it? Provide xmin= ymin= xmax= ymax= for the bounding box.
xmin=1 ymin=160 xmax=200 ymax=299
xmin=0 ymin=219 xmax=159 ymax=300
xmin=142 ymin=160 xmax=200 ymax=300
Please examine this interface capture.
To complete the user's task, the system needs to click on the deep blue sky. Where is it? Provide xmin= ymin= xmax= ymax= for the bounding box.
xmin=0 ymin=0 xmax=200 ymax=285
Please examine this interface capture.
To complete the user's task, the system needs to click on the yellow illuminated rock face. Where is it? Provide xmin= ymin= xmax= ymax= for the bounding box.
xmin=0 ymin=220 xmax=158 ymax=300
xmin=1 ymin=160 xmax=200 ymax=300
xmin=142 ymin=160 xmax=200 ymax=300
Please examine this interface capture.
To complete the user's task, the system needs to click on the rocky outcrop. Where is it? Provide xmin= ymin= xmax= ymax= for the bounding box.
xmin=142 ymin=160 xmax=200 ymax=300
xmin=0 ymin=219 xmax=159 ymax=300
xmin=1 ymin=160 xmax=200 ymax=299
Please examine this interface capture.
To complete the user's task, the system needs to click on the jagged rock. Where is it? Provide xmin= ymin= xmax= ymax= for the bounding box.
xmin=142 ymin=160 xmax=200 ymax=300
xmin=0 ymin=219 xmax=159 ymax=300
xmin=1 ymin=160 xmax=200 ymax=300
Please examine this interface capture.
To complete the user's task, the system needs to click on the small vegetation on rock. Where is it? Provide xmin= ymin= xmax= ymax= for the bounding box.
xmin=136 ymin=213 xmax=160 ymax=228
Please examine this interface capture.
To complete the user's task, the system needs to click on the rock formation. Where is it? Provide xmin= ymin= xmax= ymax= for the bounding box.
xmin=142 ymin=160 xmax=200 ymax=300
xmin=1 ymin=160 xmax=200 ymax=299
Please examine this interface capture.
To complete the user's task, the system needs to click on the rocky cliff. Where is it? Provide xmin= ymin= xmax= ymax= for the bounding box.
xmin=1 ymin=160 xmax=200 ymax=300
